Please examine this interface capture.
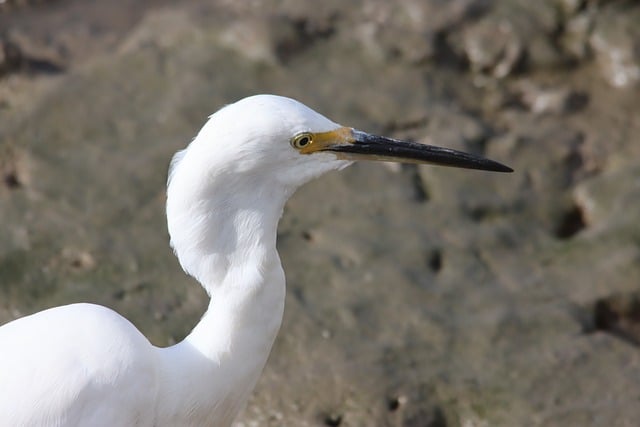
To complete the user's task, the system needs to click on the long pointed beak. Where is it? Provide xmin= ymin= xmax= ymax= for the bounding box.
xmin=302 ymin=127 xmax=513 ymax=173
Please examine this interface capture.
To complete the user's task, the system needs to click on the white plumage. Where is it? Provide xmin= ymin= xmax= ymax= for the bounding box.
xmin=0 ymin=95 xmax=511 ymax=426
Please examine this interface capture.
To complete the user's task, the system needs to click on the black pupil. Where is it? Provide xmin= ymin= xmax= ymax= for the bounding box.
xmin=298 ymin=136 xmax=309 ymax=146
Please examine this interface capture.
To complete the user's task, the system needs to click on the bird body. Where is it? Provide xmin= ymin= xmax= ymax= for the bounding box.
xmin=0 ymin=298 xmax=280 ymax=426
xmin=0 ymin=303 xmax=156 ymax=426
xmin=0 ymin=95 xmax=511 ymax=426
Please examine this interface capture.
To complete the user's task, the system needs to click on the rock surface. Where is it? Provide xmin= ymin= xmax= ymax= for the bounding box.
xmin=1 ymin=1 xmax=640 ymax=426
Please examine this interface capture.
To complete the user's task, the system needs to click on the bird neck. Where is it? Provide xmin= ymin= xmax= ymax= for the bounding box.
xmin=167 ymin=161 xmax=293 ymax=293
xmin=156 ymin=275 xmax=286 ymax=425
xmin=159 ymin=175 xmax=291 ymax=424
xmin=167 ymin=169 xmax=292 ymax=339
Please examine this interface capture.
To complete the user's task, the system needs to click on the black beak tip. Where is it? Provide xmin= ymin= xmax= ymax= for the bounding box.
xmin=488 ymin=161 xmax=514 ymax=173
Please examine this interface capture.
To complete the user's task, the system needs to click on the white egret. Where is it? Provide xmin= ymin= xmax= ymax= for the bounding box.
xmin=0 ymin=95 xmax=512 ymax=426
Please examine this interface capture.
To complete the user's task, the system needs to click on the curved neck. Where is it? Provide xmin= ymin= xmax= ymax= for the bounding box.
xmin=167 ymin=157 xmax=293 ymax=294
xmin=158 ymin=169 xmax=291 ymax=424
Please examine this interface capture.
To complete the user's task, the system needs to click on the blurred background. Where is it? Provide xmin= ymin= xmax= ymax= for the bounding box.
xmin=1 ymin=0 xmax=640 ymax=425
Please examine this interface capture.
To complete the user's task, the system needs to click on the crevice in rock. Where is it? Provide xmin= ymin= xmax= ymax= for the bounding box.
xmin=387 ymin=394 xmax=408 ymax=413
xmin=0 ymin=146 xmax=29 ymax=191
xmin=3 ymin=170 xmax=21 ymax=189
xmin=431 ymin=28 xmax=469 ymax=72
xmin=426 ymin=249 xmax=443 ymax=273
xmin=554 ymin=203 xmax=586 ymax=239
xmin=274 ymin=13 xmax=338 ymax=63
xmin=388 ymin=397 xmax=401 ymax=412
xmin=427 ymin=406 xmax=447 ymax=427
xmin=404 ymin=405 xmax=447 ymax=427
xmin=0 ymin=37 xmax=23 ymax=77
xmin=301 ymin=230 xmax=314 ymax=242
xmin=322 ymin=412 xmax=342 ymax=427
xmin=465 ymin=204 xmax=489 ymax=222
xmin=0 ymin=36 xmax=65 ymax=78
xmin=23 ymin=56 xmax=65 ymax=75
xmin=592 ymin=292 xmax=640 ymax=347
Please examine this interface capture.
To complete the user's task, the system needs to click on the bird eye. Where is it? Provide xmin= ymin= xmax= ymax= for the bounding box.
xmin=291 ymin=133 xmax=313 ymax=150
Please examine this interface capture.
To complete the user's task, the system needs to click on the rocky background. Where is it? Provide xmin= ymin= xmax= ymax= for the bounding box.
xmin=1 ymin=0 xmax=640 ymax=426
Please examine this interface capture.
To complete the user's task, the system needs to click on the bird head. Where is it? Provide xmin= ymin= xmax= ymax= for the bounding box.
xmin=171 ymin=94 xmax=511 ymax=196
